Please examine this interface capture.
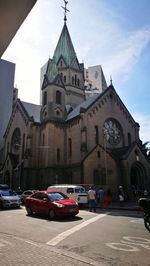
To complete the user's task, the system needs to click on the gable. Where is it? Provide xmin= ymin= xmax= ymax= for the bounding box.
xmin=4 ymin=100 xmax=29 ymax=139
xmin=70 ymin=57 xmax=80 ymax=71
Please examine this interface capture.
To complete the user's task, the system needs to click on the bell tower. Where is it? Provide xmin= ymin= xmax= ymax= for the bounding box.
xmin=41 ymin=0 xmax=85 ymax=123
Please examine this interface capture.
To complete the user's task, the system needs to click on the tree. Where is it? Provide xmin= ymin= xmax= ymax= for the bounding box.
xmin=141 ymin=141 xmax=150 ymax=156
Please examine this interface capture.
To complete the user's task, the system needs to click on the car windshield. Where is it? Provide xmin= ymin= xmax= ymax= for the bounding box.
xmin=47 ymin=192 xmax=66 ymax=201
xmin=0 ymin=190 xmax=16 ymax=196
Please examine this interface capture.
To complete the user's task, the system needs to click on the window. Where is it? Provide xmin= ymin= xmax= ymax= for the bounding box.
xmin=128 ymin=133 xmax=131 ymax=146
xmin=135 ymin=150 xmax=139 ymax=161
xmin=43 ymin=91 xmax=47 ymax=105
xmin=68 ymin=138 xmax=72 ymax=157
xmin=42 ymin=134 xmax=45 ymax=146
xmin=11 ymin=128 xmax=21 ymax=151
xmin=77 ymin=79 xmax=80 ymax=87
xmin=72 ymin=77 xmax=74 ymax=85
xmin=95 ymin=126 xmax=99 ymax=144
xmin=67 ymin=188 xmax=74 ymax=194
xmin=75 ymin=75 xmax=77 ymax=85
xmin=97 ymin=151 xmax=100 ymax=158
xmin=56 ymin=90 xmax=61 ymax=104
xmin=64 ymin=76 xmax=66 ymax=83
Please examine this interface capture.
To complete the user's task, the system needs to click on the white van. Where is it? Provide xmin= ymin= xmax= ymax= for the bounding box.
xmin=47 ymin=184 xmax=88 ymax=205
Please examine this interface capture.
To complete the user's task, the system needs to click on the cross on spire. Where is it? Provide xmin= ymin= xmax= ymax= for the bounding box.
xmin=61 ymin=0 xmax=70 ymax=23
xmin=110 ymin=76 xmax=113 ymax=85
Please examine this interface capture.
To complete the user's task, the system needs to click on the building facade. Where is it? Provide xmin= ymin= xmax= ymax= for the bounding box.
xmin=84 ymin=65 xmax=107 ymax=98
xmin=2 ymin=17 xmax=150 ymax=199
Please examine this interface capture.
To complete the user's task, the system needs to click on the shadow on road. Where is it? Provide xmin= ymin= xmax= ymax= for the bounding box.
xmin=25 ymin=213 xmax=83 ymax=222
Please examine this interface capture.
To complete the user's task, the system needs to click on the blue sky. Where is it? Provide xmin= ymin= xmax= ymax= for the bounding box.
xmin=2 ymin=0 xmax=150 ymax=144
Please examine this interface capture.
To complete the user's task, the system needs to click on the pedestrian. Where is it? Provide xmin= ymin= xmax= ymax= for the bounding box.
xmin=97 ymin=187 xmax=104 ymax=207
xmin=88 ymin=186 xmax=96 ymax=212
xmin=103 ymin=188 xmax=112 ymax=208
xmin=143 ymin=189 xmax=148 ymax=198
xmin=118 ymin=186 xmax=125 ymax=207
xmin=131 ymin=185 xmax=137 ymax=201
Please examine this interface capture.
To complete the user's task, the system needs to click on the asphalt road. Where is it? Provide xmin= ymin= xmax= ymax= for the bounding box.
xmin=0 ymin=206 xmax=150 ymax=265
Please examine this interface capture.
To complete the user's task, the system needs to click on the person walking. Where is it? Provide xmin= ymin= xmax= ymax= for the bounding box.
xmin=97 ymin=187 xmax=104 ymax=207
xmin=143 ymin=189 xmax=148 ymax=198
xmin=88 ymin=186 xmax=96 ymax=212
xmin=118 ymin=186 xmax=125 ymax=207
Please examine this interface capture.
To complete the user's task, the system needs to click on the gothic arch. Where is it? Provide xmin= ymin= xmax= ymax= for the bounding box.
xmin=130 ymin=161 xmax=147 ymax=191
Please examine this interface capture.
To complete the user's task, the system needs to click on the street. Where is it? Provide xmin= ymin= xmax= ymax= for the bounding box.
xmin=0 ymin=206 xmax=150 ymax=265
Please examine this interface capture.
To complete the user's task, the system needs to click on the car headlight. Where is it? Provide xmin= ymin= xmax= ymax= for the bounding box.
xmin=53 ymin=202 xmax=65 ymax=208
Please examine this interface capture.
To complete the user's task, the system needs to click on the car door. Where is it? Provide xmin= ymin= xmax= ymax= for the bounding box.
xmin=31 ymin=192 xmax=49 ymax=214
xmin=30 ymin=192 xmax=44 ymax=213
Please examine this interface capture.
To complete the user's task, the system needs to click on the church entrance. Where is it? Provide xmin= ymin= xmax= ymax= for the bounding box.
xmin=130 ymin=162 xmax=147 ymax=196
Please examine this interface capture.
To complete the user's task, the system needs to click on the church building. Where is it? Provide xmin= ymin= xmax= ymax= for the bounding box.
xmin=2 ymin=3 xmax=150 ymax=199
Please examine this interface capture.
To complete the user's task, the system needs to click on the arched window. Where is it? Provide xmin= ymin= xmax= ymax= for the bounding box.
xmin=75 ymin=75 xmax=77 ymax=85
xmin=68 ymin=138 xmax=72 ymax=158
xmin=11 ymin=128 xmax=21 ymax=151
xmin=56 ymin=90 xmax=61 ymax=104
xmin=77 ymin=79 xmax=80 ymax=87
xmin=42 ymin=134 xmax=45 ymax=146
xmin=95 ymin=126 xmax=99 ymax=144
xmin=43 ymin=91 xmax=47 ymax=105
xmin=60 ymin=72 xmax=63 ymax=79
xmin=64 ymin=76 xmax=66 ymax=83
xmin=128 ymin=133 xmax=131 ymax=146
xmin=72 ymin=76 xmax=74 ymax=85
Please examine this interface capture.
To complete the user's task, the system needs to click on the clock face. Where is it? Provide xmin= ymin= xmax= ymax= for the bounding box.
xmin=103 ymin=119 xmax=121 ymax=145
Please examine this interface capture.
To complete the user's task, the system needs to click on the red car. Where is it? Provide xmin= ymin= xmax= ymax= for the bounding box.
xmin=24 ymin=190 xmax=79 ymax=219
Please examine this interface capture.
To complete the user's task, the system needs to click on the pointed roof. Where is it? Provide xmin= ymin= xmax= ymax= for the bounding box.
xmin=53 ymin=23 xmax=79 ymax=69
xmin=21 ymin=101 xmax=41 ymax=123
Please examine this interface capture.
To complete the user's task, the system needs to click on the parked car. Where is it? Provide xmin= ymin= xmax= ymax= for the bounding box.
xmin=47 ymin=184 xmax=88 ymax=205
xmin=24 ymin=190 xmax=79 ymax=219
xmin=20 ymin=190 xmax=37 ymax=204
xmin=0 ymin=189 xmax=21 ymax=208
xmin=0 ymin=184 xmax=9 ymax=190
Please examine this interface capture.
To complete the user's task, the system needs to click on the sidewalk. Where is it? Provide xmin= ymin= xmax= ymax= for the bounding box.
xmin=103 ymin=200 xmax=141 ymax=211
xmin=0 ymin=232 xmax=101 ymax=266
xmin=83 ymin=200 xmax=142 ymax=212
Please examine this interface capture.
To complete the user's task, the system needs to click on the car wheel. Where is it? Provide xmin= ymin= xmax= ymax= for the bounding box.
xmin=144 ymin=214 xmax=150 ymax=232
xmin=48 ymin=209 xmax=56 ymax=219
xmin=26 ymin=206 xmax=33 ymax=216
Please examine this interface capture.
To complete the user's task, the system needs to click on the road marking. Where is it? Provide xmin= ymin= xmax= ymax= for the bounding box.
xmin=130 ymin=219 xmax=143 ymax=224
xmin=106 ymin=242 xmax=139 ymax=252
xmin=47 ymin=213 xmax=107 ymax=246
xmin=106 ymin=236 xmax=150 ymax=252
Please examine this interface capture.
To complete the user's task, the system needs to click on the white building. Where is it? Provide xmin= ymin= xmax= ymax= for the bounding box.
xmin=0 ymin=59 xmax=15 ymax=150
xmin=84 ymin=65 xmax=107 ymax=98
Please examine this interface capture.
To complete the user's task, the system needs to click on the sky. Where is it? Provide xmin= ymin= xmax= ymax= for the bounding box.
xmin=2 ymin=0 xmax=150 ymax=144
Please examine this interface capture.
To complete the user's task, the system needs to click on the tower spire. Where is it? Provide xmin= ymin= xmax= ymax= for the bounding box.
xmin=61 ymin=0 xmax=70 ymax=23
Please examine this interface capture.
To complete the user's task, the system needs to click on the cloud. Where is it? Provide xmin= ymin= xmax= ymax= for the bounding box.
xmin=103 ymin=27 xmax=150 ymax=83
